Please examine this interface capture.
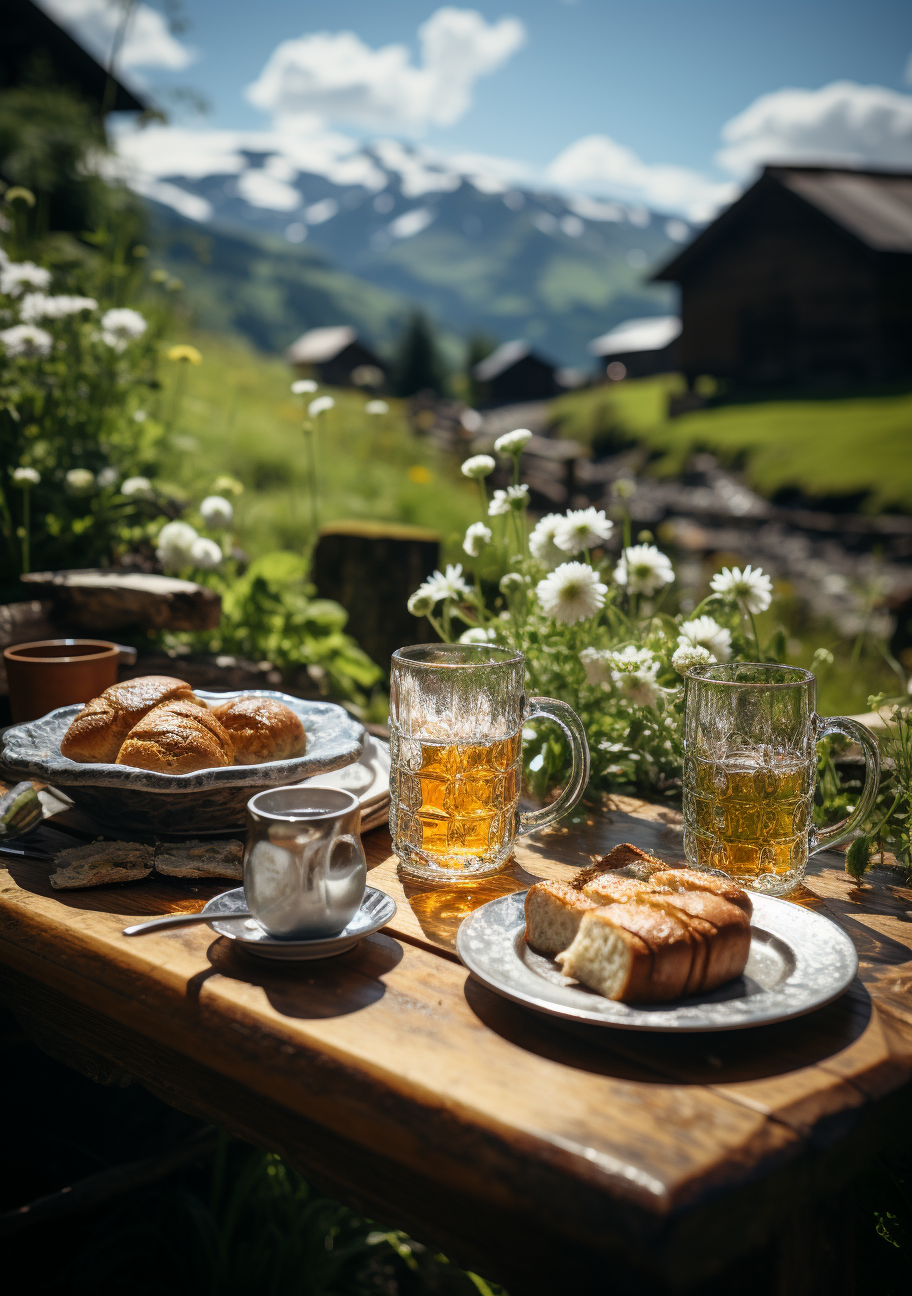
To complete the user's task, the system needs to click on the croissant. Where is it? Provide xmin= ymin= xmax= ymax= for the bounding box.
xmin=60 ymin=676 xmax=200 ymax=764
xmin=115 ymin=701 xmax=234 ymax=774
xmin=211 ymin=696 xmax=306 ymax=765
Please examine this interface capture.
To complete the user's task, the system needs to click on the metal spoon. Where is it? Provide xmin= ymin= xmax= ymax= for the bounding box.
xmin=123 ymin=909 xmax=253 ymax=936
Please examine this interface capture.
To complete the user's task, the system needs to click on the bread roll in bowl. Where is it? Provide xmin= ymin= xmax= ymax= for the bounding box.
xmin=60 ymin=676 xmax=200 ymax=764
xmin=211 ymin=695 xmax=306 ymax=765
xmin=116 ymin=701 xmax=234 ymax=774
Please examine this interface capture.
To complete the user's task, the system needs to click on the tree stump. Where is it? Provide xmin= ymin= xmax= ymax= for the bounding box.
xmin=20 ymin=570 xmax=221 ymax=634
xmin=312 ymin=521 xmax=439 ymax=674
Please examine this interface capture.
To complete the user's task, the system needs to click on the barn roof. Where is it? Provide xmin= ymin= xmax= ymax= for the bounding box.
xmin=589 ymin=315 xmax=681 ymax=357
xmin=654 ymin=165 xmax=912 ymax=282
xmin=287 ymin=326 xmax=357 ymax=365
xmin=474 ymin=340 xmax=554 ymax=380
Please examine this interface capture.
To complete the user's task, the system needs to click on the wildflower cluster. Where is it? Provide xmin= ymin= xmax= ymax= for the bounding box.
xmin=405 ymin=434 xmax=785 ymax=799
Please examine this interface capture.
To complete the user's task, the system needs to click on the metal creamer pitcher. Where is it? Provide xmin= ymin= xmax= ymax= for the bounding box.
xmin=244 ymin=786 xmax=366 ymax=938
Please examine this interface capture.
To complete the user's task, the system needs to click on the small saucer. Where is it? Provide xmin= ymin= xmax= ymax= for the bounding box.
xmin=202 ymin=885 xmax=397 ymax=961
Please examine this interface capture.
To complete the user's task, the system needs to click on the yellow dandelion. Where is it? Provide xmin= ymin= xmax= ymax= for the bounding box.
xmin=167 ymin=344 xmax=202 ymax=364
xmin=407 ymin=465 xmax=432 ymax=485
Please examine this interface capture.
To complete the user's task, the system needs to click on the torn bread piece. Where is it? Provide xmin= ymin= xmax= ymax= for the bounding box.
xmin=50 ymin=841 xmax=154 ymax=889
xmin=154 ymin=839 xmax=243 ymax=880
xmin=558 ymin=900 xmax=695 ymax=1002
xmin=650 ymin=868 xmax=753 ymax=918
xmin=524 ymin=881 xmax=597 ymax=957
xmin=572 ymin=842 xmax=666 ymax=890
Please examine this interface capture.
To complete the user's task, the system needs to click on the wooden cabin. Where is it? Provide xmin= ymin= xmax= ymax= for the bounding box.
xmin=473 ymin=340 xmax=559 ymax=406
xmin=589 ymin=315 xmax=681 ymax=379
xmin=3 ymin=0 xmax=146 ymax=113
xmin=653 ymin=165 xmax=912 ymax=390
xmin=286 ymin=326 xmax=387 ymax=389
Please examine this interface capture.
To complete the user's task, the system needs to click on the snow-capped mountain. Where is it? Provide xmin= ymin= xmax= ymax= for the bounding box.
xmin=122 ymin=131 xmax=690 ymax=366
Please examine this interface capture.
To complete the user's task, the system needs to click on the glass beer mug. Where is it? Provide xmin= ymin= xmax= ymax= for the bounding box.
xmin=389 ymin=644 xmax=590 ymax=881
xmin=683 ymin=663 xmax=880 ymax=895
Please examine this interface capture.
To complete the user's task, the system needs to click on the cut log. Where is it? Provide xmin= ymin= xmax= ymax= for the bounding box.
xmin=20 ymin=570 xmax=221 ymax=633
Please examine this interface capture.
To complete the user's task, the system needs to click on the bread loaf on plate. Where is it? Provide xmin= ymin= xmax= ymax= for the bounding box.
xmin=211 ymin=696 xmax=306 ymax=765
xmin=115 ymin=701 xmax=234 ymax=774
xmin=60 ymin=676 xmax=199 ymax=764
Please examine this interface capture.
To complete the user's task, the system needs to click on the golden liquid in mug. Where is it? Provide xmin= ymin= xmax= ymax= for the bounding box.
xmin=393 ymin=731 xmax=521 ymax=870
xmin=685 ymin=751 xmax=812 ymax=884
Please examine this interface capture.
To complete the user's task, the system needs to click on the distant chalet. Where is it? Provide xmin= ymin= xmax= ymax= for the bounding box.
xmin=473 ymin=340 xmax=559 ymax=406
xmin=589 ymin=315 xmax=681 ymax=379
xmin=3 ymin=0 xmax=146 ymax=114
xmin=286 ymin=326 xmax=387 ymax=389
xmin=654 ymin=165 xmax=912 ymax=390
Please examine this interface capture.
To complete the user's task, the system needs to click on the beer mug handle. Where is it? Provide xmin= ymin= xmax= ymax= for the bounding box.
xmin=517 ymin=696 xmax=591 ymax=837
xmin=809 ymin=715 xmax=881 ymax=856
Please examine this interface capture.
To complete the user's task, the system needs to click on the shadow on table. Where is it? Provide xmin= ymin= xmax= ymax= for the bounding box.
xmin=199 ymin=930 xmax=404 ymax=1020
xmin=3 ymin=852 xmax=231 ymax=916
xmin=464 ymin=975 xmax=874 ymax=1085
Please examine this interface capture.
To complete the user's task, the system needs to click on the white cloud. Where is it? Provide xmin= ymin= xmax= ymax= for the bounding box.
xmin=717 ymin=81 xmax=912 ymax=175
xmin=38 ymin=0 xmax=194 ymax=71
xmin=245 ymin=7 xmax=526 ymax=134
xmin=546 ymin=134 xmax=737 ymax=222
xmin=130 ymin=176 xmax=213 ymax=222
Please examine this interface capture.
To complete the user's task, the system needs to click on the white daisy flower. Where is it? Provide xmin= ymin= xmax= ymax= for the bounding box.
xmin=291 ymin=379 xmax=318 ymax=394
xmin=190 ymin=536 xmax=223 ymax=569
xmin=20 ymin=293 xmax=96 ymax=322
xmin=710 ymin=564 xmax=773 ymax=614
xmin=133 ymin=409 xmax=147 ymax=423
xmin=607 ymin=645 xmax=661 ymax=707
xmin=463 ymin=521 xmax=492 ymax=557
xmin=672 ymin=643 xmax=715 ymax=675
xmin=97 ymin=467 xmax=118 ymax=488
xmin=1 ymin=261 xmax=51 ymax=297
xmin=676 ymin=615 xmax=732 ymax=661
xmin=554 ymin=507 xmax=614 ymax=554
xmin=0 ymin=324 xmax=53 ymax=357
xmin=365 ymin=399 xmax=389 ymax=414
xmin=579 ymin=646 xmax=611 ymax=686
xmin=459 ymin=627 xmax=496 ymax=644
xmin=156 ymin=520 xmax=198 ymax=571
xmin=308 ymin=395 xmax=335 ymax=417
xmin=614 ymin=543 xmax=674 ymax=595
xmin=488 ymin=484 xmax=529 ymax=516
xmin=65 ymin=468 xmax=95 ymax=494
xmin=499 ymin=572 xmax=528 ymax=595
xmin=536 ymin=561 xmax=607 ymax=625
xmin=407 ymin=586 xmax=437 ymax=616
xmin=100 ymin=307 xmax=146 ymax=351
xmin=200 ymin=495 xmax=234 ymax=527
xmin=494 ymin=428 xmax=533 ymax=455
xmin=529 ymin=513 xmax=567 ymax=568
xmin=12 ymin=466 xmax=40 ymax=486
xmin=121 ymin=476 xmax=154 ymax=499
xmin=424 ymin=563 xmax=471 ymax=603
xmin=461 ymin=454 xmax=495 ymax=479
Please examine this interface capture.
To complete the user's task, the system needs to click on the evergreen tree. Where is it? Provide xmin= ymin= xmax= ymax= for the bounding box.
xmin=392 ymin=311 xmax=447 ymax=397
xmin=466 ymin=331 xmax=498 ymax=408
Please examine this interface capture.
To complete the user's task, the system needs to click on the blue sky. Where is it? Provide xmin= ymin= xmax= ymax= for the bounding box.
xmin=42 ymin=1 xmax=912 ymax=217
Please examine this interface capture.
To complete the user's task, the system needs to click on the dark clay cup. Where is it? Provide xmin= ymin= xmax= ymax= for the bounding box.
xmin=4 ymin=639 xmax=122 ymax=725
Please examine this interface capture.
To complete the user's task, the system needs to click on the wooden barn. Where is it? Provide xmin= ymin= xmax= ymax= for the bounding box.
xmin=3 ymin=0 xmax=145 ymax=113
xmin=286 ymin=326 xmax=387 ymax=389
xmin=473 ymin=340 xmax=559 ymax=406
xmin=654 ymin=165 xmax=912 ymax=390
xmin=589 ymin=315 xmax=681 ymax=379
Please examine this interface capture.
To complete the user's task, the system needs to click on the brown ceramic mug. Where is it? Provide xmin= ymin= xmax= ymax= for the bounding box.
xmin=4 ymin=639 xmax=136 ymax=725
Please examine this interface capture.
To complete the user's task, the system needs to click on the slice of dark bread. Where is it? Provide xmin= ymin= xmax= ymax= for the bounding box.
xmin=50 ymin=841 xmax=154 ymax=889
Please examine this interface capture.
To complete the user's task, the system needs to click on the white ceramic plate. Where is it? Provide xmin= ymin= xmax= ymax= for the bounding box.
xmin=456 ymin=890 xmax=858 ymax=1032
xmin=203 ymin=884 xmax=397 ymax=960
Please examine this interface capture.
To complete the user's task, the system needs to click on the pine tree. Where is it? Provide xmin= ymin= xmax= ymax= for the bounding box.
xmin=392 ymin=311 xmax=447 ymax=397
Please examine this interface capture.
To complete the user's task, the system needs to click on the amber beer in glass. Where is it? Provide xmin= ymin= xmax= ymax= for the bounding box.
xmin=683 ymin=663 xmax=880 ymax=894
xmin=389 ymin=644 xmax=589 ymax=881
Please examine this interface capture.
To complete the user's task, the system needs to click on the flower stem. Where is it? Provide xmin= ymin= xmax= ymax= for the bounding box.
xmin=21 ymin=487 xmax=30 ymax=574
xmin=478 ymin=480 xmax=488 ymax=519
xmin=303 ymin=418 xmax=319 ymax=538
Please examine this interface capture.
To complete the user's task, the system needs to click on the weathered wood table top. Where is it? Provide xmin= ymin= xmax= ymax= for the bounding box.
xmin=1 ymin=798 xmax=911 ymax=1294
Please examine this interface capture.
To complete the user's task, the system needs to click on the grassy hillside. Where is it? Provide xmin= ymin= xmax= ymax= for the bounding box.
xmin=154 ymin=331 xmax=479 ymax=559
xmin=552 ymin=377 xmax=912 ymax=511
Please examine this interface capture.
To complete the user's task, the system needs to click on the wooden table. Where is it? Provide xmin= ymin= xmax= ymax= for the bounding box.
xmin=1 ymin=799 xmax=911 ymax=1295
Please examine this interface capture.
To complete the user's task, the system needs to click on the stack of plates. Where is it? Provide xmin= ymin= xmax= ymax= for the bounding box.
xmin=302 ymin=733 xmax=390 ymax=833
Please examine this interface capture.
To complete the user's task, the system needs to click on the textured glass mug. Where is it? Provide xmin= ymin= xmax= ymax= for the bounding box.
xmin=389 ymin=644 xmax=590 ymax=880
xmin=683 ymin=663 xmax=880 ymax=895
